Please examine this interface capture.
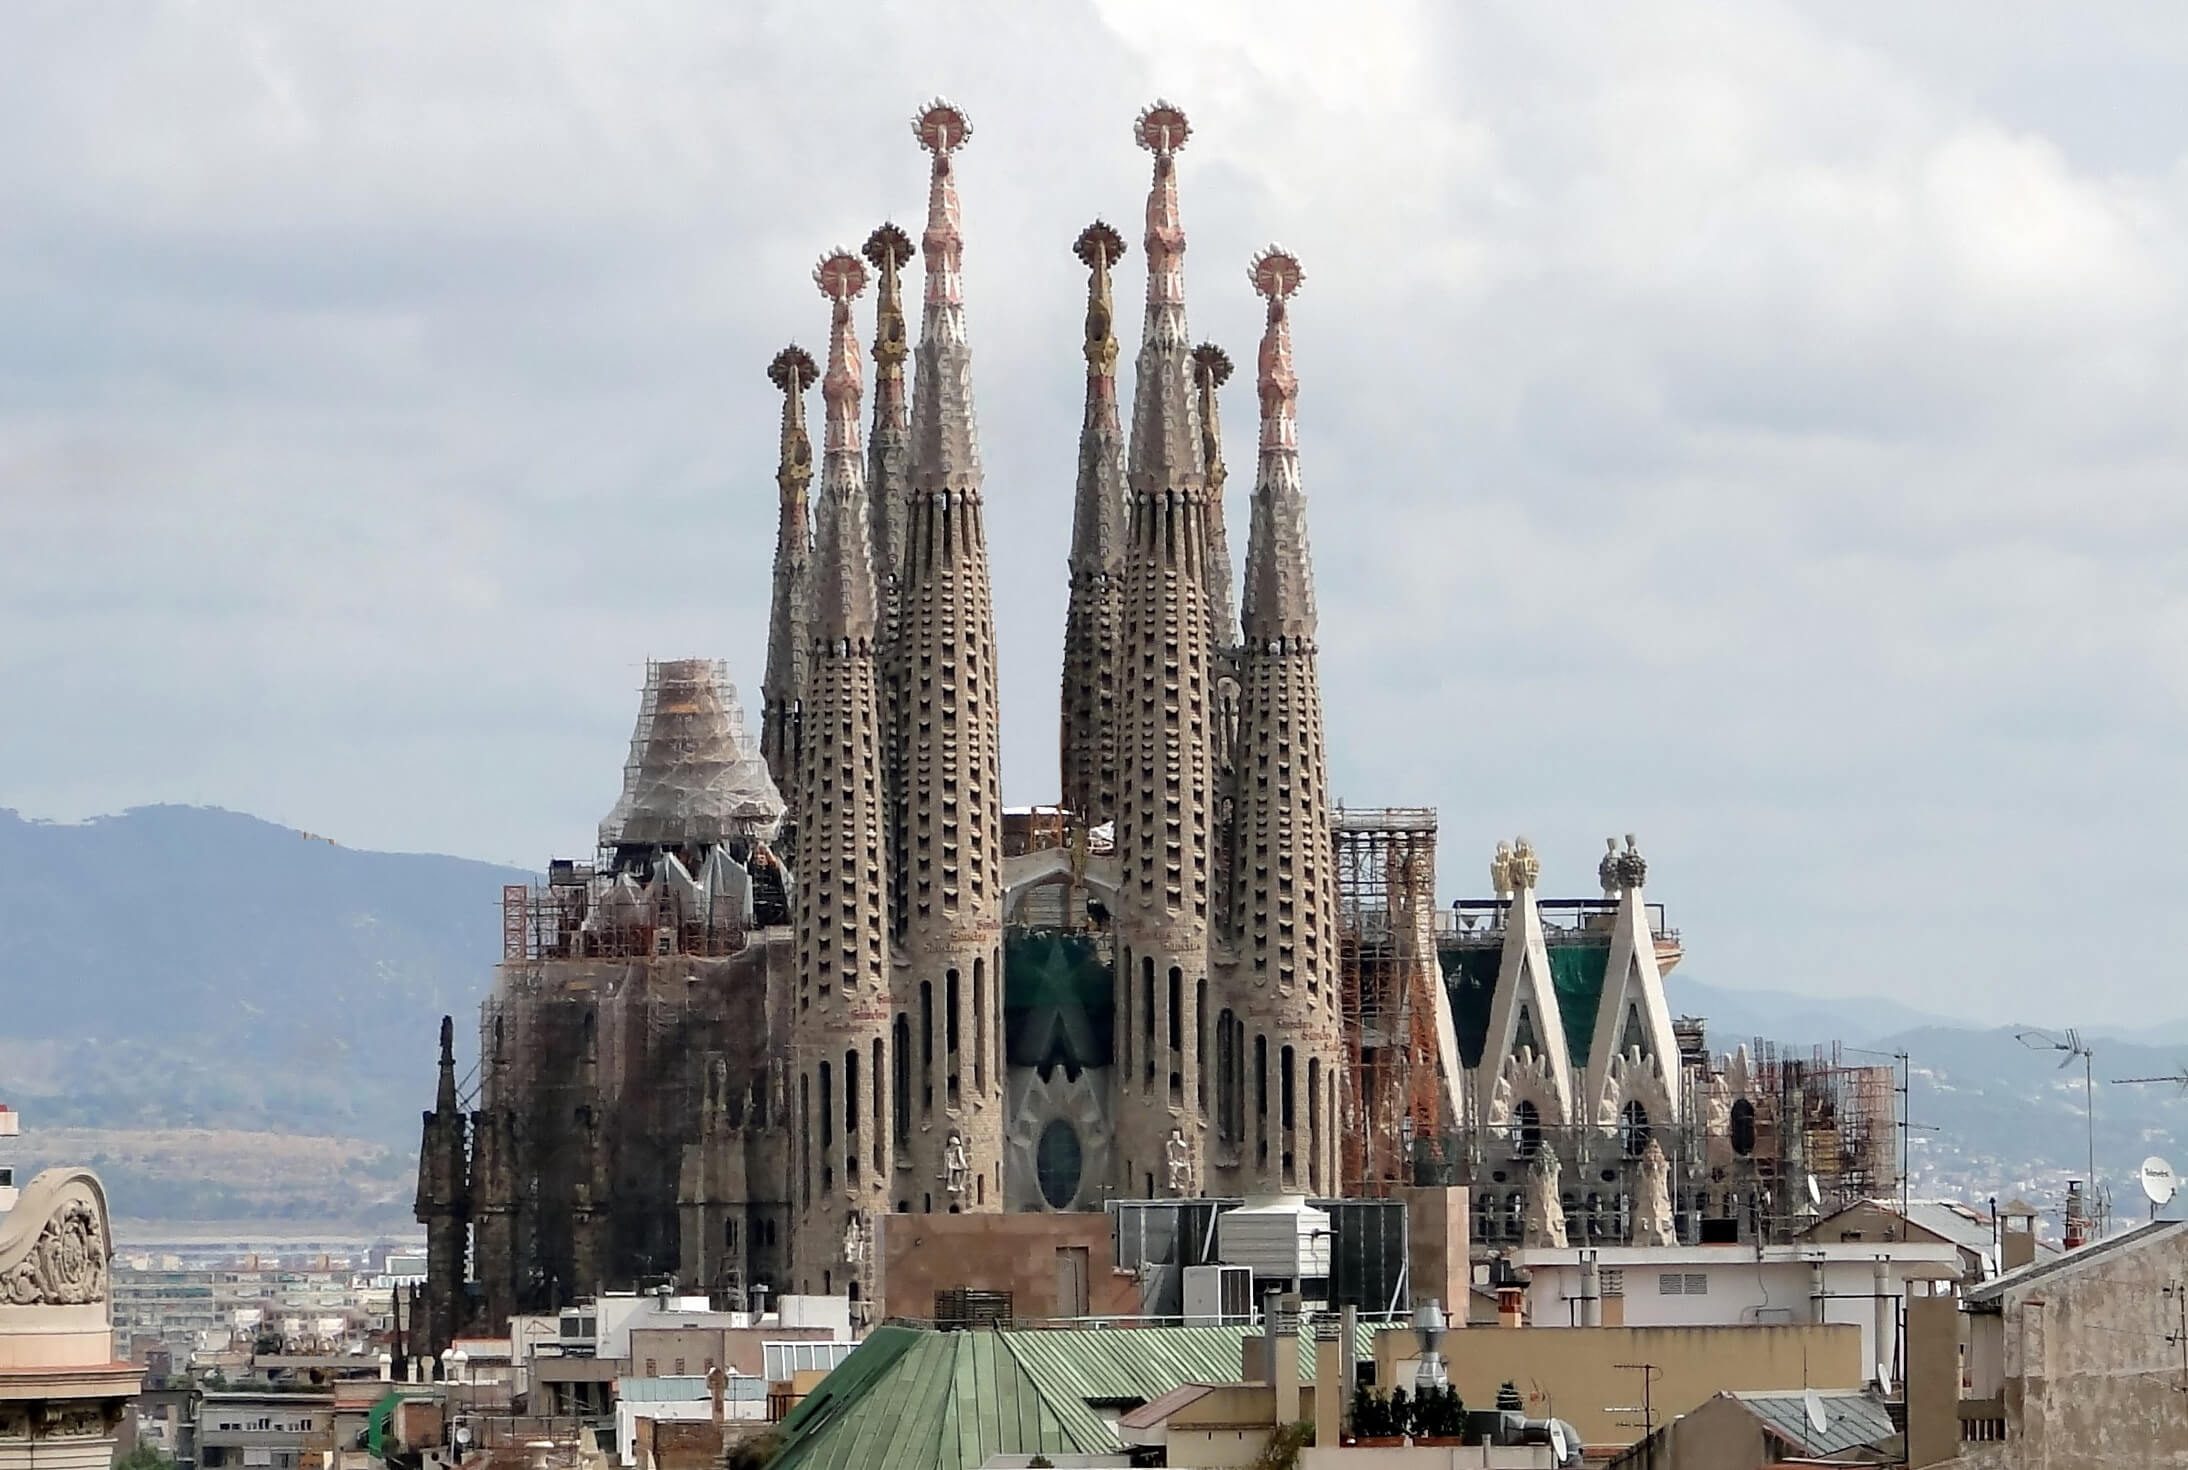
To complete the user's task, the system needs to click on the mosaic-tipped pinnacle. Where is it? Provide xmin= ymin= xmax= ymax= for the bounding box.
xmin=768 ymin=344 xmax=819 ymax=392
xmin=1191 ymin=342 xmax=1234 ymax=386
xmin=1135 ymin=99 xmax=1191 ymax=155
xmin=1074 ymin=220 xmax=1127 ymax=269
xmin=912 ymin=98 xmax=973 ymax=156
xmin=862 ymin=221 xmax=916 ymax=269
xmin=1249 ymin=245 xmax=1304 ymax=301
xmin=813 ymin=249 xmax=870 ymax=302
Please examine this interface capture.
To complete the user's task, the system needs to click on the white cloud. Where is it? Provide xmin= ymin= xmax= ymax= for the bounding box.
xmin=1 ymin=0 xmax=2184 ymax=1022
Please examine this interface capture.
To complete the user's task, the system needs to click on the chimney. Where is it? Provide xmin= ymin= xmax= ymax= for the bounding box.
xmin=1270 ymin=1293 xmax=1299 ymax=1429
xmin=2000 ymin=1203 xmax=2037 ymax=1272
xmin=2062 ymin=1182 xmax=2088 ymax=1251
xmin=1496 ymin=1286 xmax=1525 ymax=1329
xmin=1578 ymin=1253 xmax=1601 ymax=1328
xmin=1905 ymin=1286 xmax=1960 ymax=1468
xmin=1313 ymin=1303 xmax=1356 ymax=1447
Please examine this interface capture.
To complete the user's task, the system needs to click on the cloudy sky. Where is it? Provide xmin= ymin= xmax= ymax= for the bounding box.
xmin=4 ymin=2 xmax=2184 ymax=1026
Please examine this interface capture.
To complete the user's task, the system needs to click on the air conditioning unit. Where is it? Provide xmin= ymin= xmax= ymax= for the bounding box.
xmin=1183 ymin=1264 xmax=1254 ymax=1327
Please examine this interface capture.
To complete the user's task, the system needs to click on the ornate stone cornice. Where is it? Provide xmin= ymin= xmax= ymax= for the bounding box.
xmin=0 ymin=1169 xmax=110 ymax=1307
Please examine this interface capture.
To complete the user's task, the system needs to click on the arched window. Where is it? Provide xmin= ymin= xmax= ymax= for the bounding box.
xmin=1730 ymin=1098 xmax=1757 ymax=1156
xmin=1036 ymin=1121 xmax=1083 ymax=1210
xmin=1620 ymin=1100 xmax=1650 ymax=1159
xmin=1511 ymin=1100 xmax=1542 ymax=1158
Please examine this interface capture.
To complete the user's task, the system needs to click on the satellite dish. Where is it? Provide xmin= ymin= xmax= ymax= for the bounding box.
xmin=1807 ymin=1174 xmax=1821 ymax=1207
xmin=2140 ymin=1157 xmax=2178 ymax=1206
xmin=1803 ymin=1387 xmax=1827 ymax=1435
xmin=1874 ymin=1362 xmax=1893 ymax=1397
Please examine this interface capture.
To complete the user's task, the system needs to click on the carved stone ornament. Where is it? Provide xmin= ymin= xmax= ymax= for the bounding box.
xmin=0 ymin=1170 xmax=112 ymax=1307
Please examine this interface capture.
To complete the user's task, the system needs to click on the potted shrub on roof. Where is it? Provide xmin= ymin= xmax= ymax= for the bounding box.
xmin=1346 ymin=1385 xmax=1402 ymax=1447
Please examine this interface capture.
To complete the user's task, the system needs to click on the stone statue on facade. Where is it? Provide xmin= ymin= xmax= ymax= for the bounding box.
xmin=1509 ymin=837 xmax=1541 ymax=893
xmin=1165 ymin=1127 xmax=1193 ymax=1196
xmin=942 ymin=1131 xmax=969 ymax=1197
xmin=1521 ymin=1144 xmax=1567 ymax=1249
xmin=842 ymin=1212 xmax=867 ymax=1267
xmin=1632 ymin=1137 xmax=1675 ymax=1247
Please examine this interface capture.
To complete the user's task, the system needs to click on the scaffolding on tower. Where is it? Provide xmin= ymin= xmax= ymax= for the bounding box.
xmin=1332 ymin=807 xmax=1454 ymax=1194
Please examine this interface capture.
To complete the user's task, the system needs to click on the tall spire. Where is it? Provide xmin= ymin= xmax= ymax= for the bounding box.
xmin=793 ymin=248 xmax=893 ymax=1294
xmin=891 ymin=98 xmax=1005 ymax=1216
xmin=761 ymin=345 xmax=818 ymax=806
xmin=1240 ymin=248 xmax=1317 ymax=643
xmin=1225 ymin=246 xmax=1343 ymax=1197
xmin=1192 ymin=342 xmax=1238 ymax=650
xmin=1111 ymin=101 xmax=1219 ymax=1199
xmin=436 ymin=1013 xmax=459 ymax=1113
xmin=1060 ymin=220 xmax=1128 ymax=824
xmin=863 ymin=223 xmax=915 ymax=628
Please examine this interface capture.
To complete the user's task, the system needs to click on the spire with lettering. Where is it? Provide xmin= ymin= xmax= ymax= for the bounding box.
xmin=793 ymin=249 xmax=894 ymax=1291
xmin=761 ymin=345 xmax=818 ymax=810
xmin=863 ymin=223 xmax=915 ymax=636
xmin=1111 ymin=101 xmax=1218 ymax=1197
xmin=1060 ymin=219 xmax=1128 ymax=825
xmin=892 ymin=99 xmax=1005 ymax=1212
xmin=865 ymin=222 xmax=917 ymax=881
xmin=1227 ymin=246 xmax=1343 ymax=1196
xmin=1192 ymin=342 xmax=1238 ymax=651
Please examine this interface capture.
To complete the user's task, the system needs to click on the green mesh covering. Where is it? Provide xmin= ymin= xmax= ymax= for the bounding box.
xmin=1438 ymin=939 xmax=1613 ymax=1069
xmin=1003 ymin=926 xmax=1114 ymax=1070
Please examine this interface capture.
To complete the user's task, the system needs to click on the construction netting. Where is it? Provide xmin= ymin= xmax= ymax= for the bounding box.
xmin=598 ymin=658 xmax=785 ymax=848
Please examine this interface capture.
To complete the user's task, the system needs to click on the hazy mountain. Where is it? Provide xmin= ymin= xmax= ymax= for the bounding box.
xmin=0 ymin=805 xmax=522 ymax=1220
xmin=1663 ymin=974 xmax=1958 ymax=1051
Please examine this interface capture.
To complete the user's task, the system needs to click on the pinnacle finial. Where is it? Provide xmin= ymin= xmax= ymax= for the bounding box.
xmin=863 ymin=221 xmax=916 ymax=270
xmin=815 ymin=249 xmax=869 ymax=455
xmin=1134 ymin=100 xmax=1191 ymax=156
xmin=1191 ymin=342 xmax=1233 ymax=387
xmin=768 ymin=344 xmax=819 ymax=395
xmin=814 ymin=248 xmax=870 ymax=306
xmin=1249 ymin=245 xmax=1305 ymax=302
xmin=913 ymin=98 xmax=973 ymax=156
xmin=1251 ymin=247 xmax=1302 ymax=454
xmin=913 ymin=101 xmax=971 ymax=309
xmin=1074 ymin=220 xmax=1127 ymax=270
xmin=1077 ymin=222 xmax=1126 ymax=377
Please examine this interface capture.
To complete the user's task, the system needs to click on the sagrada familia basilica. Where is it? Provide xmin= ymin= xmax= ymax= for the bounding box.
xmin=412 ymin=99 xmax=1893 ymax=1352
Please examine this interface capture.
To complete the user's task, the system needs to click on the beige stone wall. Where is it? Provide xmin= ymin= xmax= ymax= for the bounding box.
xmin=1372 ymin=1322 xmax=1863 ymax=1451
xmin=872 ymin=1211 xmax=1135 ymax=1322
xmin=1989 ymin=1229 xmax=2188 ymax=1470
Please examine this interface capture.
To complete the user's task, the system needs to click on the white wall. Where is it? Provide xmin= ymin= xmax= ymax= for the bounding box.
xmin=1517 ymin=1246 xmax=1954 ymax=1377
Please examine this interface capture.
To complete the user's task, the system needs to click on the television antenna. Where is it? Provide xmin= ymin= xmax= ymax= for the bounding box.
xmin=2115 ymin=1069 xmax=2188 ymax=1095
xmin=2018 ymin=1028 xmax=2103 ymax=1237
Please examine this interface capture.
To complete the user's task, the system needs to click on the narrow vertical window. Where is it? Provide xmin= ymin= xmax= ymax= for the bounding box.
xmin=1142 ymin=958 xmax=1156 ymax=1088
xmin=920 ymin=982 xmax=934 ymax=1114
xmin=972 ymin=957 xmax=987 ymax=1095
xmin=893 ymin=1014 xmax=911 ymax=1146
xmin=1195 ymin=977 xmax=1209 ymax=1116
xmin=946 ymin=968 xmax=962 ymax=1110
